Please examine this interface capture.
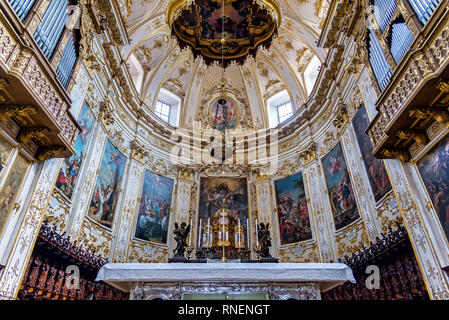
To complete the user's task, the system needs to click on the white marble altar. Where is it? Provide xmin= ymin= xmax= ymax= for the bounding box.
xmin=96 ymin=263 xmax=355 ymax=300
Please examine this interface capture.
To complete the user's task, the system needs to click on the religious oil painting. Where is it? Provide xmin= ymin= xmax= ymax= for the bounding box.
xmin=322 ymin=143 xmax=360 ymax=230
xmin=274 ymin=172 xmax=312 ymax=245
xmin=199 ymin=0 xmax=251 ymax=40
xmin=0 ymin=135 xmax=12 ymax=177
xmin=135 ymin=170 xmax=174 ymax=244
xmin=417 ymin=133 xmax=449 ymax=242
xmin=56 ymin=102 xmax=96 ymax=199
xmin=211 ymin=98 xmax=237 ymax=131
xmin=87 ymin=140 xmax=126 ymax=228
xmin=352 ymin=105 xmax=392 ymax=202
xmin=198 ymin=177 xmax=249 ymax=247
xmin=0 ymin=154 xmax=29 ymax=237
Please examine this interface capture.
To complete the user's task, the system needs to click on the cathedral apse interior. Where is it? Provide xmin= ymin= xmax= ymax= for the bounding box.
xmin=0 ymin=0 xmax=448 ymax=301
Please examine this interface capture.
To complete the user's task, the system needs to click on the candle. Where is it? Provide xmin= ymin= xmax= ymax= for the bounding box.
xmin=255 ymin=218 xmax=259 ymax=246
xmin=198 ymin=219 xmax=202 ymax=248
xmin=246 ymin=218 xmax=249 ymax=247
xmin=238 ymin=218 xmax=241 ymax=244
xmin=222 ymin=218 xmax=225 ymax=242
xmin=189 ymin=219 xmax=192 ymax=246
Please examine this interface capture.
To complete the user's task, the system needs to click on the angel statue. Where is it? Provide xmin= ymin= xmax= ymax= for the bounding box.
xmin=173 ymin=222 xmax=190 ymax=257
xmin=257 ymin=222 xmax=273 ymax=258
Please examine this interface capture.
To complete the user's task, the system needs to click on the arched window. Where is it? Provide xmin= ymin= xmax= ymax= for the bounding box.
xmin=408 ymin=0 xmax=441 ymax=25
xmin=33 ymin=0 xmax=69 ymax=59
xmin=8 ymin=0 xmax=37 ymax=21
xmin=127 ymin=53 xmax=144 ymax=93
xmin=368 ymin=30 xmax=392 ymax=91
xmin=267 ymin=90 xmax=292 ymax=128
xmin=303 ymin=55 xmax=321 ymax=97
xmin=154 ymin=88 xmax=181 ymax=127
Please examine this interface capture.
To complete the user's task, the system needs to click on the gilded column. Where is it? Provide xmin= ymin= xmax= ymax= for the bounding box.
xmin=303 ymin=158 xmax=336 ymax=262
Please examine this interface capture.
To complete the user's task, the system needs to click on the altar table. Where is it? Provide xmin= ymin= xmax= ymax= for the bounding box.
xmin=96 ymin=263 xmax=355 ymax=300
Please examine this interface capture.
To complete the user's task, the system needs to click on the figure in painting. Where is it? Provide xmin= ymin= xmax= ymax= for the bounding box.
xmin=134 ymin=170 xmax=174 ymax=244
xmin=211 ymin=98 xmax=237 ymax=131
xmin=0 ymin=137 xmax=12 ymax=175
xmin=87 ymin=140 xmax=125 ymax=228
xmin=275 ymin=172 xmax=312 ymax=244
xmin=198 ymin=177 xmax=249 ymax=247
xmin=0 ymin=155 xmax=28 ymax=232
xmin=198 ymin=0 xmax=249 ymax=40
xmin=56 ymin=103 xmax=95 ymax=199
xmin=322 ymin=143 xmax=359 ymax=230
xmin=418 ymin=134 xmax=449 ymax=240
xmin=352 ymin=105 xmax=392 ymax=202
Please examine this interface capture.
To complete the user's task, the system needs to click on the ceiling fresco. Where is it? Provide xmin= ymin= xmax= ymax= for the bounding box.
xmin=118 ymin=0 xmax=329 ymax=129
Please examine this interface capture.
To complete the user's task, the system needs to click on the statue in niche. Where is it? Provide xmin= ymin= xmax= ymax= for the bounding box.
xmin=173 ymin=222 xmax=191 ymax=257
xmin=257 ymin=222 xmax=273 ymax=258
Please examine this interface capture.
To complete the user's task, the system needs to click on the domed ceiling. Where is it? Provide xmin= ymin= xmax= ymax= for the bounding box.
xmin=117 ymin=0 xmax=329 ymax=129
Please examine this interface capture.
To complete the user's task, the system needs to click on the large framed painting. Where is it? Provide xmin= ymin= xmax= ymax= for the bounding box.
xmin=417 ymin=133 xmax=449 ymax=241
xmin=0 ymin=135 xmax=13 ymax=177
xmin=322 ymin=142 xmax=360 ymax=230
xmin=210 ymin=98 xmax=237 ymax=131
xmin=56 ymin=102 xmax=96 ymax=199
xmin=198 ymin=177 xmax=248 ymax=246
xmin=0 ymin=154 xmax=29 ymax=237
xmin=352 ymin=105 xmax=392 ymax=202
xmin=274 ymin=172 xmax=312 ymax=245
xmin=135 ymin=170 xmax=174 ymax=244
xmin=87 ymin=139 xmax=126 ymax=228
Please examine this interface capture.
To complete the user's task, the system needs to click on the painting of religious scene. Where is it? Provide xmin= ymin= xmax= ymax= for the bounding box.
xmin=197 ymin=0 xmax=254 ymax=40
xmin=0 ymin=136 xmax=12 ymax=177
xmin=198 ymin=177 xmax=249 ymax=247
xmin=87 ymin=140 xmax=126 ymax=228
xmin=0 ymin=154 xmax=29 ymax=237
xmin=322 ymin=143 xmax=360 ymax=230
xmin=274 ymin=172 xmax=312 ymax=245
xmin=211 ymin=98 xmax=237 ymax=131
xmin=417 ymin=133 xmax=449 ymax=242
xmin=352 ymin=105 xmax=392 ymax=202
xmin=56 ymin=102 xmax=96 ymax=199
xmin=135 ymin=170 xmax=174 ymax=244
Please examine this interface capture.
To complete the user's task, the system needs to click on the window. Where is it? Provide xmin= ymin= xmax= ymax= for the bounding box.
xmin=154 ymin=88 xmax=181 ymax=127
xmin=276 ymin=102 xmax=293 ymax=124
xmin=267 ymin=90 xmax=293 ymax=128
xmin=155 ymin=100 xmax=171 ymax=123
xmin=304 ymin=55 xmax=321 ymax=96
